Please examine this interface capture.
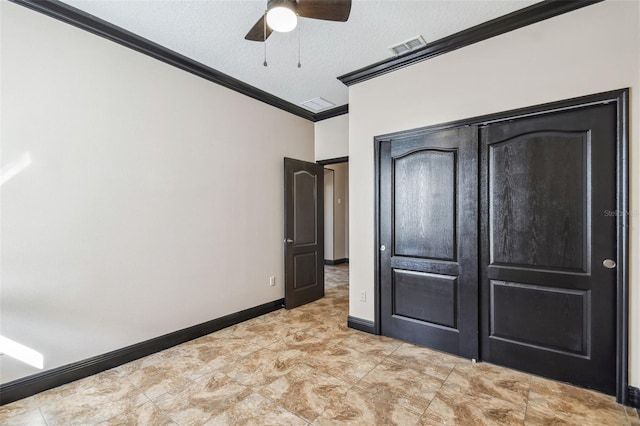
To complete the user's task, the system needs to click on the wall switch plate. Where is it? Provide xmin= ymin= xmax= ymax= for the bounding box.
xmin=269 ymin=276 xmax=276 ymax=287
xmin=360 ymin=291 xmax=366 ymax=302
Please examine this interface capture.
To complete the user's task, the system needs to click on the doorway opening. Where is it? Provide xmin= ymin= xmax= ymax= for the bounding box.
xmin=318 ymin=157 xmax=349 ymax=293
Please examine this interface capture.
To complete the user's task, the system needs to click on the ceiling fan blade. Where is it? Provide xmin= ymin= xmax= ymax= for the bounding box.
xmin=296 ymin=0 xmax=352 ymax=22
xmin=245 ymin=14 xmax=273 ymax=42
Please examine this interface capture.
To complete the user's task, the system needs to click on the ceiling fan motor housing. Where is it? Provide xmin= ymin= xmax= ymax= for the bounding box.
xmin=267 ymin=0 xmax=297 ymax=13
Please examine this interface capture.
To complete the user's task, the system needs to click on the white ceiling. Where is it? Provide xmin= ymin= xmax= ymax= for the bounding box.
xmin=61 ymin=0 xmax=539 ymax=109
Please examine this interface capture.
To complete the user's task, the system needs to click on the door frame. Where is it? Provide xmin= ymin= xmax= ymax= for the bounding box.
xmin=317 ymin=156 xmax=350 ymax=266
xmin=323 ymin=168 xmax=336 ymax=263
xmin=317 ymin=156 xmax=349 ymax=166
xmin=373 ymin=88 xmax=629 ymax=403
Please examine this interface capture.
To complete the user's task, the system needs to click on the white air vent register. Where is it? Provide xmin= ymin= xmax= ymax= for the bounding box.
xmin=300 ymin=97 xmax=335 ymax=112
xmin=389 ymin=35 xmax=427 ymax=56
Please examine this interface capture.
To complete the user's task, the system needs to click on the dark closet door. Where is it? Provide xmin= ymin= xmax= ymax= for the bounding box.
xmin=480 ymin=103 xmax=617 ymax=395
xmin=284 ymin=157 xmax=324 ymax=309
xmin=379 ymin=127 xmax=478 ymax=359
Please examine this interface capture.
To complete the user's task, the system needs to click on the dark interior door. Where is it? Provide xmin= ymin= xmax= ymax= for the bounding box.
xmin=379 ymin=126 xmax=478 ymax=359
xmin=480 ymin=103 xmax=617 ymax=395
xmin=284 ymin=157 xmax=324 ymax=309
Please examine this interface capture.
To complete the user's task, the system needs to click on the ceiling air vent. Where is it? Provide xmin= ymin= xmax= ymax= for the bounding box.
xmin=389 ymin=35 xmax=426 ymax=56
xmin=301 ymin=97 xmax=335 ymax=112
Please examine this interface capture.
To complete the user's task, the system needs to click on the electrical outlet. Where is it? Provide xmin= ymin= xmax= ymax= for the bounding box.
xmin=360 ymin=291 xmax=366 ymax=302
xmin=269 ymin=276 xmax=276 ymax=287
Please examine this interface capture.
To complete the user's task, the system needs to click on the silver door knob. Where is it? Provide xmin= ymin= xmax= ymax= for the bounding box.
xmin=603 ymin=259 xmax=616 ymax=269
xmin=285 ymin=239 xmax=294 ymax=244
xmin=380 ymin=245 xmax=386 ymax=251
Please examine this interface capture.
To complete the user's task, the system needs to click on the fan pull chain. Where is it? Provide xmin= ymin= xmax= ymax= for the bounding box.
xmin=263 ymin=11 xmax=268 ymax=67
xmin=297 ymin=25 xmax=301 ymax=68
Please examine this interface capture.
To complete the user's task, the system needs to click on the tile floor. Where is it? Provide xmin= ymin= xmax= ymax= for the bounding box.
xmin=1 ymin=264 xmax=638 ymax=425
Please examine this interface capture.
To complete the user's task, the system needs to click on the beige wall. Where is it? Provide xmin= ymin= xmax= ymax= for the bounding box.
xmin=332 ymin=162 xmax=349 ymax=260
xmin=315 ymin=114 xmax=349 ymax=261
xmin=0 ymin=2 xmax=313 ymax=382
xmin=315 ymin=114 xmax=348 ymax=161
xmin=348 ymin=0 xmax=640 ymax=385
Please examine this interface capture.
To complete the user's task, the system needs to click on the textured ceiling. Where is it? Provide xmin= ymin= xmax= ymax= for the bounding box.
xmin=61 ymin=0 xmax=539 ymax=109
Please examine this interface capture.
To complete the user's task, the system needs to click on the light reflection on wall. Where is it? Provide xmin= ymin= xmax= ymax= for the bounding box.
xmin=1 ymin=152 xmax=32 ymax=185
xmin=1 ymin=152 xmax=41 ymax=368
xmin=0 ymin=336 xmax=44 ymax=369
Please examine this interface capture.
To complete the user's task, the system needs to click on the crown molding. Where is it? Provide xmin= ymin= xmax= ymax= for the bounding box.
xmin=8 ymin=0 xmax=328 ymax=121
xmin=338 ymin=0 xmax=604 ymax=86
xmin=12 ymin=0 xmax=597 ymax=121
xmin=314 ymin=104 xmax=349 ymax=121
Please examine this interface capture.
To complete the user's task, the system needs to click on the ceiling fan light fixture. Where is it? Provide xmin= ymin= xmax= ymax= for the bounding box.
xmin=266 ymin=6 xmax=297 ymax=32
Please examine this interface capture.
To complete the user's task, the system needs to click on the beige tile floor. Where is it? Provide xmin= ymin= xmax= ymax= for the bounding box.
xmin=1 ymin=264 xmax=638 ymax=425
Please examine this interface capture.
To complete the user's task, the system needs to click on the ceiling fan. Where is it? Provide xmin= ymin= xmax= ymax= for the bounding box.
xmin=245 ymin=0 xmax=352 ymax=42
